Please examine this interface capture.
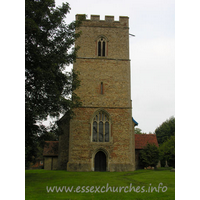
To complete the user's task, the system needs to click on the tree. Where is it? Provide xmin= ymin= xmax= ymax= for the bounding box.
xmin=160 ymin=136 xmax=175 ymax=168
xmin=134 ymin=128 xmax=148 ymax=134
xmin=155 ymin=116 xmax=175 ymax=145
xmin=134 ymin=128 xmax=143 ymax=134
xmin=25 ymin=0 xmax=84 ymax=167
xmin=139 ymin=143 xmax=160 ymax=168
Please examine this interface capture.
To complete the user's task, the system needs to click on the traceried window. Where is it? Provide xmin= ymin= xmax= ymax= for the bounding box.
xmin=92 ymin=111 xmax=110 ymax=142
xmin=97 ymin=37 xmax=106 ymax=57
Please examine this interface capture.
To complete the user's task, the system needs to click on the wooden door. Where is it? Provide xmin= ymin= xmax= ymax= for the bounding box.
xmin=95 ymin=151 xmax=106 ymax=171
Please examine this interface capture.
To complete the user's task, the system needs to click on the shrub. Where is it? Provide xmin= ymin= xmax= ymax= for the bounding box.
xmin=139 ymin=143 xmax=160 ymax=168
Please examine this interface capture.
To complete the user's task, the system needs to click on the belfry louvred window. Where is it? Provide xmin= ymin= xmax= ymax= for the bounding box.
xmin=97 ymin=37 xmax=106 ymax=57
xmin=92 ymin=111 xmax=110 ymax=142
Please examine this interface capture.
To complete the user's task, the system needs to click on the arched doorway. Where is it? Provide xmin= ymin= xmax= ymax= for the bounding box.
xmin=95 ymin=151 xmax=106 ymax=171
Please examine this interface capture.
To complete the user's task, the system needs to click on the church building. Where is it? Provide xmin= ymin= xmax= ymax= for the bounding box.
xmin=55 ymin=14 xmax=138 ymax=171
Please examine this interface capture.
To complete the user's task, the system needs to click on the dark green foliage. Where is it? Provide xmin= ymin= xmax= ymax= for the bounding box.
xmin=25 ymin=0 xmax=84 ymax=167
xmin=154 ymin=117 xmax=175 ymax=168
xmin=160 ymin=136 xmax=175 ymax=168
xmin=134 ymin=128 xmax=152 ymax=134
xmin=139 ymin=143 xmax=160 ymax=168
xmin=155 ymin=117 xmax=175 ymax=145
xmin=134 ymin=128 xmax=143 ymax=134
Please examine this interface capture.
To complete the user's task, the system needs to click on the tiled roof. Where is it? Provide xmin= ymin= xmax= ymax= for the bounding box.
xmin=135 ymin=134 xmax=159 ymax=149
xmin=43 ymin=141 xmax=59 ymax=156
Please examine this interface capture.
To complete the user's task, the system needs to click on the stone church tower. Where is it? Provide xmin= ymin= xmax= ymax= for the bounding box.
xmin=57 ymin=15 xmax=137 ymax=171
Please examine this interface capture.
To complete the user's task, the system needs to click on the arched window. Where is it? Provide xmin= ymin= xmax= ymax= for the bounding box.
xmin=97 ymin=37 xmax=107 ymax=57
xmin=92 ymin=110 xmax=110 ymax=142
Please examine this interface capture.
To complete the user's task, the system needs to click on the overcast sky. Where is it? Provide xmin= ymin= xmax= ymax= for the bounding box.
xmin=55 ymin=0 xmax=175 ymax=133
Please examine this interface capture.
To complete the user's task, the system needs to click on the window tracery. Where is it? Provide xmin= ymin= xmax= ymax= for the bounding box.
xmin=92 ymin=110 xmax=110 ymax=142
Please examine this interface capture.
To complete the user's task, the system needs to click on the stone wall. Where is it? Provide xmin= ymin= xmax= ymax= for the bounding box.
xmin=73 ymin=59 xmax=131 ymax=108
xmin=44 ymin=157 xmax=58 ymax=170
xmin=67 ymin=107 xmax=134 ymax=171
xmin=57 ymin=115 xmax=70 ymax=170
xmin=75 ymin=15 xmax=129 ymax=60
xmin=58 ymin=15 xmax=135 ymax=171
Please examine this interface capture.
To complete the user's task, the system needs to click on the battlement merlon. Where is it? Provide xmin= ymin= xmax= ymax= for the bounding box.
xmin=75 ymin=14 xmax=129 ymax=28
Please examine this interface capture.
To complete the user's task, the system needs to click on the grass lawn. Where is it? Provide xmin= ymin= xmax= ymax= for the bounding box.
xmin=25 ymin=169 xmax=175 ymax=200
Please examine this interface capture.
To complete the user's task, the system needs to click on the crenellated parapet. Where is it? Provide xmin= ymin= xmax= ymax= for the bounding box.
xmin=76 ymin=14 xmax=129 ymax=28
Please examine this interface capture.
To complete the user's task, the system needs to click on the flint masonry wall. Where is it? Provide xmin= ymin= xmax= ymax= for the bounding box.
xmin=59 ymin=15 xmax=135 ymax=171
